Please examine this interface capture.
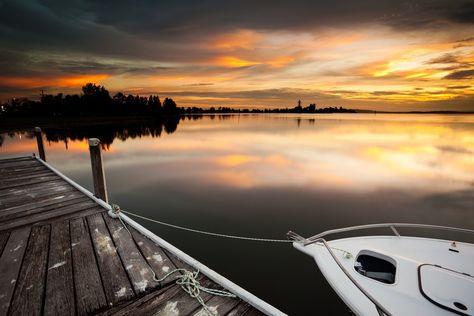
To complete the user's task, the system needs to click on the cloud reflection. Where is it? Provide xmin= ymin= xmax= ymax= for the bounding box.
xmin=2 ymin=114 xmax=473 ymax=194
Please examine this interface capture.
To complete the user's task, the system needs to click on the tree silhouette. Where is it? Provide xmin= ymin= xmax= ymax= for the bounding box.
xmin=162 ymin=98 xmax=178 ymax=113
xmin=0 ymin=84 xmax=356 ymax=118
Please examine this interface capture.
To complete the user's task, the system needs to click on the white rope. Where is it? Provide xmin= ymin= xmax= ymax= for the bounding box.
xmin=109 ymin=205 xmax=355 ymax=314
xmin=110 ymin=204 xmax=236 ymax=315
xmin=113 ymin=206 xmax=293 ymax=243
xmin=110 ymin=205 xmax=354 ymax=261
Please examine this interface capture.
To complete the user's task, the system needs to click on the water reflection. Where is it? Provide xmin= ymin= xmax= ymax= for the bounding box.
xmin=2 ymin=113 xmax=474 ymax=206
xmin=0 ymin=116 xmax=183 ymax=149
xmin=1 ymin=114 xmax=474 ymax=315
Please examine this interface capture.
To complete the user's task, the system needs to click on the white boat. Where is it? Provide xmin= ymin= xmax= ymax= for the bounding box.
xmin=288 ymin=223 xmax=474 ymax=316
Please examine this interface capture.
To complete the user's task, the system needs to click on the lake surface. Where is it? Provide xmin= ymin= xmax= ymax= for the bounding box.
xmin=1 ymin=113 xmax=474 ymax=315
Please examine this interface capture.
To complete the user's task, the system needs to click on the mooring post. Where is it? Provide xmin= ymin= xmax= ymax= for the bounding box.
xmin=88 ymin=138 xmax=108 ymax=203
xmin=34 ymin=127 xmax=46 ymax=161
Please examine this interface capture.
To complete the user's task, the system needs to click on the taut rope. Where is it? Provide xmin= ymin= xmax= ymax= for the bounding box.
xmin=110 ymin=204 xmax=236 ymax=315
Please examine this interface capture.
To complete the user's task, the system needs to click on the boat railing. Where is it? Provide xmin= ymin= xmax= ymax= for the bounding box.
xmin=298 ymin=223 xmax=474 ymax=246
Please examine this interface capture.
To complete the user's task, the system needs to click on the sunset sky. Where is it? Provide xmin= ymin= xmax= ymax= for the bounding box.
xmin=0 ymin=0 xmax=473 ymax=111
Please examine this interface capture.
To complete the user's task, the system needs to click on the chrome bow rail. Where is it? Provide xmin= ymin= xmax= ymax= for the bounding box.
xmin=290 ymin=222 xmax=474 ymax=246
xmin=287 ymin=223 xmax=474 ymax=316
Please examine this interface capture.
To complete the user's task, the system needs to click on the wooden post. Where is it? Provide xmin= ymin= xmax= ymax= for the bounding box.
xmin=34 ymin=127 xmax=46 ymax=161
xmin=88 ymin=138 xmax=108 ymax=202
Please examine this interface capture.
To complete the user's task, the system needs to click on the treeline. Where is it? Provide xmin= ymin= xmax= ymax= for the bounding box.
xmin=0 ymin=83 xmax=179 ymax=117
xmin=184 ymin=104 xmax=355 ymax=114
xmin=0 ymin=83 xmax=355 ymax=117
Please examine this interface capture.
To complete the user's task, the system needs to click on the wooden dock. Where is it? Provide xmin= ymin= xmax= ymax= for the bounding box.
xmin=0 ymin=155 xmax=276 ymax=316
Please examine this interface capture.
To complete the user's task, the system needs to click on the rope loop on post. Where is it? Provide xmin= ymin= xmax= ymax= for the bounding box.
xmin=108 ymin=203 xmax=121 ymax=218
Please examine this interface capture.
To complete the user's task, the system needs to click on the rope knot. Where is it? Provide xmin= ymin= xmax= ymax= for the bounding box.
xmin=157 ymin=269 xmax=236 ymax=315
xmin=111 ymin=203 xmax=121 ymax=215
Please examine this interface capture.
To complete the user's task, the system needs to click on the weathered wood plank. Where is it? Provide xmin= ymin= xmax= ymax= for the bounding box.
xmin=0 ymin=166 xmax=49 ymax=179
xmin=241 ymin=308 xmax=265 ymax=316
xmin=0 ymin=227 xmax=30 ymax=315
xmin=0 ymin=231 xmax=9 ymax=255
xmin=192 ymin=295 xmax=240 ymax=316
xmin=87 ymin=213 xmax=135 ymax=306
xmin=0 ymin=196 xmax=90 ymax=222
xmin=0 ymin=200 xmax=98 ymax=232
xmin=9 ymin=225 xmax=50 ymax=316
xmin=70 ymin=217 xmax=108 ymax=315
xmin=0 ymin=187 xmax=78 ymax=213
xmin=0 ymin=191 xmax=85 ymax=221
xmin=0 ymin=165 xmax=47 ymax=176
xmin=0 ymin=156 xmax=34 ymax=164
xmin=34 ymin=206 xmax=105 ymax=228
xmin=0 ymin=159 xmax=38 ymax=169
xmin=225 ymin=302 xmax=253 ymax=316
xmin=44 ymin=220 xmax=75 ymax=316
xmin=0 ymin=175 xmax=61 ymax=190
xmin=97 ymin=283 xmax=181 ymax=316
xmin=0 ymin=179 xmax=69 ymax=199
xmin=162 ymin=248 xmax=195 ymax=271
xmin=104 ymin=215 xmax=159 ymax=294
xmin=0 ymin=170 xmax=52 ymax=183
xmin=102 ymin=275 xmax=215 ymax=316
xmin=150 ymin=277 xmax=216 ymax=316
xmin=130 ymin=228 xmax=177 ymax=280
xmin=0 ymin=163 xmax=41 ymax=174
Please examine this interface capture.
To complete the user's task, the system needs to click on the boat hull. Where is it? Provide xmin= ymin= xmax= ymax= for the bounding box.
xmin=294 ymin=236 xmax=474 ymax=316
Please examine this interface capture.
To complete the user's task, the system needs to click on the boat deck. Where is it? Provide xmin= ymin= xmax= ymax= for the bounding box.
xmin=0 ymin=156 xmax=266 ymax=316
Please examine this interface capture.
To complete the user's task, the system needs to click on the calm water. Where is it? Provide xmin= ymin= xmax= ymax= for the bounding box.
xmin=2 ymin=114 xmax=474 ymax=315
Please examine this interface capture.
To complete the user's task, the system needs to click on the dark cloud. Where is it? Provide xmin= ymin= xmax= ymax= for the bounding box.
xmin=447 ymin=85 xmax=471 ymax=90
xmin=426 ymin=53 xmax=460 ymax=64
xmin=0 ymin=0 xmax=472 ymax=62
xmin=444 ymin=69 xmax=474 ymax=80
xmin=157 ymin=88 xmax=341 ymax=101
xmin=437 ymin=145 xmax=473 ymax=155
xmin=449 ymin=1 xmax=474 ymax=24
xmin=0 ymin=0 xmax=473 ymax=109
xmin=182 ymin=83 xmax=215 ymax=87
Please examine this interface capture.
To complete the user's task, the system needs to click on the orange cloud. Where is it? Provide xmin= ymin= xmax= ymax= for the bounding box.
xmin=216 ymin=154 xmax=258 ymax=167
xmin=214 ymin=56 xmax=261 ymax=68
xmin=0 ymin=74 xmax=109 ymax=89
xmin=267 ymin=55 xmax=295 ymax=68
xmin=211 ymin=29 xmax=263 ymax=50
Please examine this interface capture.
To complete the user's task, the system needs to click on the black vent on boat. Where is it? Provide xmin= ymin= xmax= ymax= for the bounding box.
xmin=355 ymin=253 xmax=396 ymax=284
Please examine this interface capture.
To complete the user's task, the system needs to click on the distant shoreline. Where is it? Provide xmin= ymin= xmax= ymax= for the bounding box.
xmin=353 ymin=110 xmax=474 ymax=114
xmin=2 ymin=110 xmax=474 ymax=131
